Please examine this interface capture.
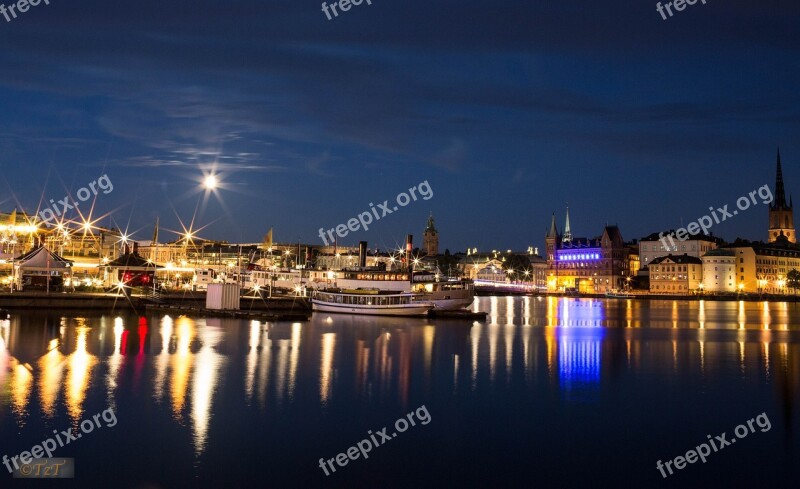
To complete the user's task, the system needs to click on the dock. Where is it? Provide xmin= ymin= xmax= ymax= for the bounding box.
xmin=144 ymin=303 xmax=310 ymax=321
xmin=428 ymin=309 xmax=487 ymax=320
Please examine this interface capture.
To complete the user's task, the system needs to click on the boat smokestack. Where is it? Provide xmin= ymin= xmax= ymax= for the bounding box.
xmin=405 ymin=234 xmax=413 ymax=269
xmin=359 ymin=241 xmax=367 ymax=268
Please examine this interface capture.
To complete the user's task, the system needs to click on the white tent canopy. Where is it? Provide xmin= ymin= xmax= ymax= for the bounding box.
xmin=15 ymin=246 xmax=71 ymax=271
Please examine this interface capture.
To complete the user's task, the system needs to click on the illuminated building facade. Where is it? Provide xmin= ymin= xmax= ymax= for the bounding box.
xmin=723 ymin=242 xmax=800 ymax=294
xmin=638 ymin=232 xmax=719 ymax=272
xmin=0 ymin=210 xmax=39 ymax=259
xmin=545 ymin=211 xmax=630 ymax=293
xmin=701 ymin=249 xmax=736 ymax=293
xmin=649 ymin=254 xmax=702 ymax=294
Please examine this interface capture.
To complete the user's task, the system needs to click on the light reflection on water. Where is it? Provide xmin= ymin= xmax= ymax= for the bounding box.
xmin=0 ymin=297 xmax=799 ymax=486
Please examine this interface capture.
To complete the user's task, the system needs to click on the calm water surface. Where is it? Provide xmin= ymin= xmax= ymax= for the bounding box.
xmin=1 ymin=297 xmax=799 ymax=488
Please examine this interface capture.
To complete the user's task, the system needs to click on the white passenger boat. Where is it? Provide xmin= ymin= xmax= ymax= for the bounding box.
xmin=312 ymin=288 xmax=434 ymax=317
xmin=332 ymin=269 xmax=475 ymax=310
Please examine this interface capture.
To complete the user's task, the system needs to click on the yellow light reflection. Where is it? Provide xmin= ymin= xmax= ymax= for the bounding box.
xmin=470 ymin=322 xmax=481 ymax=389
xmin=320 ymin=333 xmax=336 ymax=404
xmin=244 ymin=321 xmax=260 ymax=403
xmin=170 ymin=316 xmax=194 ymax=418
xmin=153 ymin=315 xmax=173 ymax=403
xmin=38 ymin=341 xmax=65 ymax=418
xmin=287 ymin=323 xmax=302 ymax=401
xmin=738 ymin=301 xmax=746 ymax=330
xmin=65 ymin=324 xmax=97 ymax=423
xmin=423 ymin=325 xmax=435 ymax=376
xmin=10 ymin=362 xmax=33 ymax=422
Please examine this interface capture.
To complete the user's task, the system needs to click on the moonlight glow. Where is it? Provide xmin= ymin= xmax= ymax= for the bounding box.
xmin=203 ymin=175 xmax=218 ymax=189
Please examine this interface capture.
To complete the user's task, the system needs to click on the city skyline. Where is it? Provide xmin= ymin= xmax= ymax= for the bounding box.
xmin=0 ymin=2 xmax=798 ymax=253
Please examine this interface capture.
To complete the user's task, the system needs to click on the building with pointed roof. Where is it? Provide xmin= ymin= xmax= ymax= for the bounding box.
xmin=769 ymin=149 xmax=795 ymax=243
xmin=545 ymin=208 xmax=631 ymax=293
xmin=423 ymin=212 xmax=439 ymax=256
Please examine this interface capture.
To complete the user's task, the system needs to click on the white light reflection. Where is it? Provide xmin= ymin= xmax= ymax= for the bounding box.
xmin=191 ymin=320 xmax=224 ymax=457
xmin=320 ymin=333 xmax=336 ymax=404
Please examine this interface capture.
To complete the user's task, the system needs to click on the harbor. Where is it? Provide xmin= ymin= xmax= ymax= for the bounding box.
xmin=1 ymin=1 xmax=798 ymax=487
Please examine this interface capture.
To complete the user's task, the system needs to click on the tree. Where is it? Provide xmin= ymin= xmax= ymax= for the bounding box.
xmin=436 ymin=249 xmax=461 ymax=277
xmin=788 ymin=269 xmax=800 ymax=295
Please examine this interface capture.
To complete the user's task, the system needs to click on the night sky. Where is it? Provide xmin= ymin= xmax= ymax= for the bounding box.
xmin=0 ymin=1 xmax=798 ymax=253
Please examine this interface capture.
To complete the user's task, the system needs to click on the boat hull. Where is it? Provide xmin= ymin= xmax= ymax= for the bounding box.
xmin=312 ymin=299 xmax=432 ymax=317
xmin=423 ymin=297 xmax=475 ymax=310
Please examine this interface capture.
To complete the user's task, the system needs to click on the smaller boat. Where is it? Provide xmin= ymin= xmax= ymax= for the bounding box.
xmin=604 ymin=289 xmax=634 ymax=299
xmin=312 ymin=288 xmax=433 ymax=317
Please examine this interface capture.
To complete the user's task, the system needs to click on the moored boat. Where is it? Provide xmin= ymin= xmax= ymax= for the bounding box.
xmin=312 ymin=288 xmax=434 ymax=317
xmin=604 ymin=289 xmax=635 ymax=299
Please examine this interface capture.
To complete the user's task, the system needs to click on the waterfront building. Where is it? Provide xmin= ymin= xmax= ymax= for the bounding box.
xmin=723 ymin=240 xmax=800 ymax=293
xmin=460 ymin=255 xmax=504 ymax=280
xmin=627 ymin=243 xmax=640 ymax=275
xmin=700 ymin=249 xmax=736 ymax=293
xmin=528 ymin=254 xmax=549 ymax=291
xmin=45 ymin=225 xmax=123 ymax=271
xmin=545 ymin=210 xmax=630 ymax=293
xmin=768 ymin=149 xmax=795 ymax=243
xmin=423 ymin=213 xmax=439 ymax=256
xmin=0 ymin=210 xmax=39 ymax=260
xmin=649 ymin=254 xmax=703 ymax=294
xmin=476 ymin=263 xmax=508 ymax=282
xmin=105 ymin=243 xmax=159 ymax=287
xmin=638 ymin=231 xmax=719 ymax=272
xmin=314 ymin=250 xmax=397 ymax=270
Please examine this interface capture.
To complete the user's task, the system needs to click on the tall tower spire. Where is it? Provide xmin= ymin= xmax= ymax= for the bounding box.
xmin=774 ymin=148 xmax=788 ymax=209
xmin=562 ymin=204 xmax=572 ymax=243
xmin=768 ymin=148 xmax=795 ymax=243
xmin=423 ymin=212 xmax=439 ymax=256
xmin=546 ymin=212 xmax=558 ymax=238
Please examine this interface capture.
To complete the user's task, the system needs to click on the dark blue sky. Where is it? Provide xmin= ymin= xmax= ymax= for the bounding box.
xmin=0 ymin=0 xmax=798 ymax=253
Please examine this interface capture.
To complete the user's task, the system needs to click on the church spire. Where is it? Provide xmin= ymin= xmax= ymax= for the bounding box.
xmin=546 ymin=212 xmax=558 ymax=238
xmin=775 ymin=148 xmax=788 ymax=209
xmin=426 ymin=212 xmax=436 ymax=231
xmin=562 ymin=205 xmax=572 ymax=243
